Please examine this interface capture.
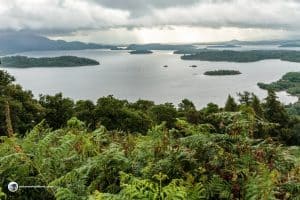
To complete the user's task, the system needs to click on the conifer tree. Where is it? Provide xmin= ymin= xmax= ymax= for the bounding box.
xmin=251 ymin=94 xmax=264 ymax=118
xmin=237 ymin=91 xmax=252 ymax=106
xmin=263 ymin=90 xmax=289 ymax=126
xmin=224 ymin=95 xmax=238 ymax=111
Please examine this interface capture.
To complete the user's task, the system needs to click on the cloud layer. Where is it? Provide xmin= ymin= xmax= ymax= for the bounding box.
xmin=0 ymin=0 xmax=299 ymax=42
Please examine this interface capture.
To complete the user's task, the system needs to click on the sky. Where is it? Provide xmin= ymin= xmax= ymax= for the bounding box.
xmin=0 ymin=0 xmax=300 ymax=44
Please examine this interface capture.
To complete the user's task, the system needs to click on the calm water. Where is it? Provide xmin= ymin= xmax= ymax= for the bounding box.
xmin=1 ymin=49 xmax=299 ymax=108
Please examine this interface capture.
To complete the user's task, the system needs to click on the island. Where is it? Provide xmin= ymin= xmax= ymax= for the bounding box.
xmin=129 ymin=50 xmax=153 ymax=54
xmin=181 ymin=50 xmax=300 ymax=63
xmin=258 ymin=72 xmax=300 ymax=97
xmin=204 ymin=70 xmax=242 ymax=76
xmin=189 ymin=65 xmax=198 ymax=68
xmin=0 ymin=56 xmax=100 ymax=68
xmin=163 ymin=65 xmax=168 ymax=68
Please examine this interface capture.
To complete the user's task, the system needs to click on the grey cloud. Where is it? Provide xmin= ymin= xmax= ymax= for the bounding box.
xmin=1 ymin=0 xmax=300 ymax=35
xmin=89 ymin=0 xmax=234 ymax=17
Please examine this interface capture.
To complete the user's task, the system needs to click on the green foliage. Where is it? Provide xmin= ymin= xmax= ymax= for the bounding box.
xmin=0 ymin=70 xmax=15 ymax=86
xmin=1 ymin=116 xmax=300 ymax=199
xmin=224 ymin=95 xmax=238 ymax=112
xmin=178 ymin=99 xmax=196 ymax=113
xmin=0 ymin=71 xmax=44 ymax=136
xmin=202 ymin=103 xmax=219 ymax=115
xmin=150 ymin=103 xmax=177 ymax=128
xmin=238 ymin=91 xmax=252 ymax=106
xmin=74 ymin=100 xmax=96 ymax=130
xmin=94 ymin=96 xmax=152 ymax=133
xmin=251 ymin=94 xmax=264 ymax=118
xmin=263 ymin=90 xmax=290 ymax=127
xmin=39 ymin=93 xmax=74 ymax=129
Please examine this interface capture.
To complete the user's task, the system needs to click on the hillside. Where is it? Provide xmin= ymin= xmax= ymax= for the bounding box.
xmin=0 ymin=31 xmax=114 ymax=54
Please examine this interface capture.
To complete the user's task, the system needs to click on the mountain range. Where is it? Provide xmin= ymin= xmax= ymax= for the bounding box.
xmin=1 ymin=31 xmax=300 ymax=55
xmin=0 ymin=31 xmax=114 ymax=55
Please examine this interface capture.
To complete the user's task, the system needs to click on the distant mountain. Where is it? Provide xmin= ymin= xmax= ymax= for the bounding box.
xmin=279 ymin=41 xmax=300 ymax=47
xmin=0 ymin=31 xmax=114 ymax=55
xmin=196 ymin=39 xmax=300 ymax=46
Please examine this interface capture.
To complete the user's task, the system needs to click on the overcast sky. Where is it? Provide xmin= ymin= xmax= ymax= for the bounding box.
xmin=0 ymin=0 xmax=299 ymax=43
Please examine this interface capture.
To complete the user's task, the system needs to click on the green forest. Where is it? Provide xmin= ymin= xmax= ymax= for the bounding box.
xmin=0 ymin=56 xmax=99 ymax=68
xmin=0 ymin=69 xmax=300 ymax=199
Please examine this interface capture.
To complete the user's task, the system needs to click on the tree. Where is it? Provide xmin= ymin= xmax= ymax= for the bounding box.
xmin=95 ymin=96 xmax=151 ymax=133
xmin=251 ymin=94 xmax=264 ymax=118
xmin=150 ymin=103 xmax=177 ymax=128
xmin=237 ymin=91 xmax=252 ymax=106
xmin=0 ymin=70 xmax=15 ymax=88
xmin=263 ymin=90 xmax=291 ymax=139
xmin=94 ymin=95 xmax=128 ymax=130
xmin=224 ymin=95 xmax=238 ymax=112
xmin=263 ymin=90 xmax=289 ymax=126
xmin=178 ymin=99 xmax=196 ymax=112
xmin=39 ymin=93 xmax=74 ymax=129
xmin=130 ymin=99 xmax=155 ymax=111
xmin=202 ymin=103 xmax=219 ymax=115
xmin=74 ymin=100 xmax=96 ymax=130
xmin=0 ymin=70 xmax=44 ymax=136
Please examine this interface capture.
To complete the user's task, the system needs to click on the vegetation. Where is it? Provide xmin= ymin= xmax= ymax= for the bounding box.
xmin=204 ymin=70 xmax=241 ymax=76
xmin=0 ymin=56 xmax=99 ymax=68
xmin=0 ymin=70 xmax=300 ymax=199
xmin=258 ymin=72 xmax=300 ymax=97
xmin=181 ymin=50 xmax=300 ymax=63
xmin=129 ymin=50 xmax=153 ymax=54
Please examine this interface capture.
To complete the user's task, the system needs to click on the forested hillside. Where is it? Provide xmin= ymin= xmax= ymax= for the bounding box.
xmin=0 ymin=70 xmax=299 ymax=199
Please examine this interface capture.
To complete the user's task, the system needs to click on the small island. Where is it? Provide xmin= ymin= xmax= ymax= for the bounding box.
xmin=0 ymin=56 xmax=99 ymax=68
xmin=189 ymin=65 xmax=197 ymax=68
xmin=204 ymin=70 xmax=242 ymax=76
xmin=129 ymin=50 xmax=153 ymax=54
xmin=163 ymin=65 xmax=168 ymax=68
